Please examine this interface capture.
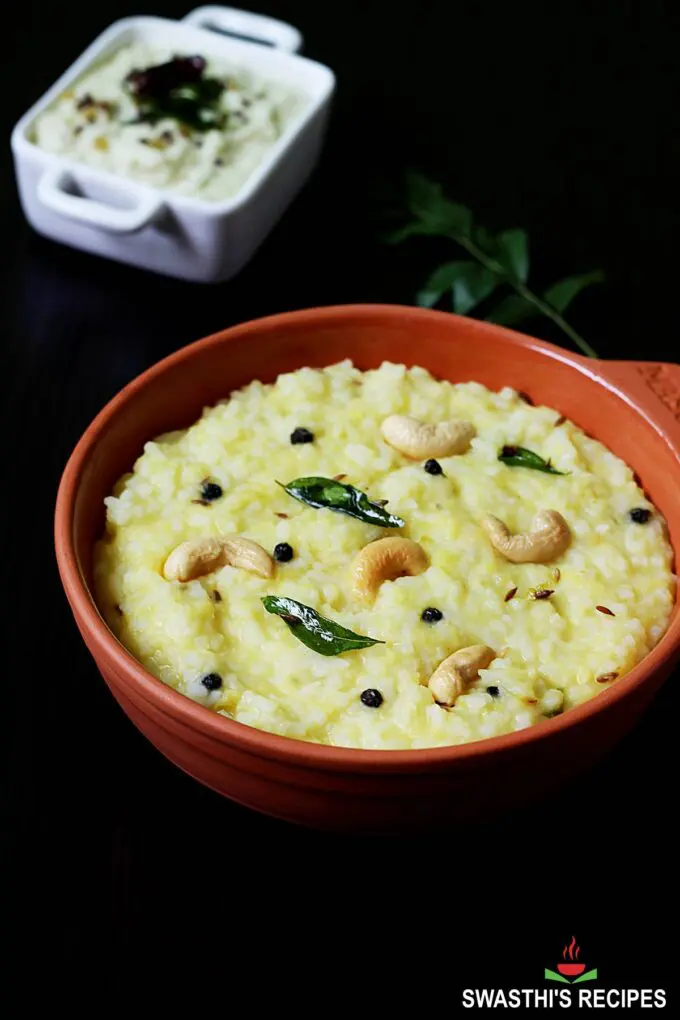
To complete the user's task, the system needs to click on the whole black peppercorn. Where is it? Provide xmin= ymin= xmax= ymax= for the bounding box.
xmin=424 ymin=459 xmax=443 ymax=475
xmin=201 ymin=672 xmax=222 ymax=691
xmin=486 ymin=685 xmax=500 ymax=698
xmin=421 ymin=607 xmax=443 ymax=623
xmin=200 ymin=480 xmax=223 ymax=501
xmin=360 ymin=688 xmax=383 ymax=708
xmin=290 ymin=427 xmax=314 ymax=444
xmin=629 ymin=507 xmax=652 ymax=524
xmin=274 ymin=542 xmax=294 ymax=562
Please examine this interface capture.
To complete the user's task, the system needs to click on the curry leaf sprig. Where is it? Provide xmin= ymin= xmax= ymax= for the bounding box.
xmin=386 ymin=172 xmax=603 ymax=359
xmin=262 ymin=596 xmax=383 ymax=655
xmin=279 ymin=477 xmax=404 ymax=528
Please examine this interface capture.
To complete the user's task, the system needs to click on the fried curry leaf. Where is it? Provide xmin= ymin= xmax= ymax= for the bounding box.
xmin=280 ymin=476 xmax=405 ymax=527
xmin=261 ymin=596 xmax=384 ymax=656
xmin=124 ymin=56 xmax=226 ymax=131
xmin=498 ymin=445 xmax=567 ymax=475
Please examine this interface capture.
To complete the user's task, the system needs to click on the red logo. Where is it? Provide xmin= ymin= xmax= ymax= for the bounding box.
xmin=546 ymin=937 xmax=597 ymax=983
xmin=557 ymin=936 xmax=586 ymax=977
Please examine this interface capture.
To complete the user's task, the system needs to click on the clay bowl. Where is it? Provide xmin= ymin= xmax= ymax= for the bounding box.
xmin=55 ymin=305 xmax=680 ymax=832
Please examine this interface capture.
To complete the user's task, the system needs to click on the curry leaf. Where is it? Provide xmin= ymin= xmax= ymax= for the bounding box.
xmin=416 ymin=260 xmax=478 ymax=308
xmin=440 ymin=200 xmax=473 ymax=238
xmin=496 ymin=229 xmax=530 ymax=281
xmin=473 ymin=225 xmax=497 ymax=255
xmin=406 ymin=172 xmax=473 ymax=237
xmin=451 ymin=262 xmax=498 ymax=315
xmin=384 ymin=222 xmax=451 ymax=245
xmin=280 ymin=477 xmax=404 ymax=528
xmin=498 ymin=445 xmax=567 ymax=475
xmin=486 ymin=294 xmax=537 ymax=326
xmin=406 ymin=171 xmax=444 ymax=216
xmin=124 ymin=56 xmax=226 ymax=132
xmin=543 ymin=271 xmax=605 ymax=314
xmin=261 ymin=596 xmax=384 ymax=656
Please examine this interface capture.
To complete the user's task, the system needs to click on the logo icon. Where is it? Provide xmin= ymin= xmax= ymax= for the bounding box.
xmin=545 ymin=937 xmax=598 ymax=984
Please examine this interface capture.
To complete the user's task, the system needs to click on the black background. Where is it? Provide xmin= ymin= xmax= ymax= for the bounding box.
xmin=2 ymin=0 xmax=677 ymax=989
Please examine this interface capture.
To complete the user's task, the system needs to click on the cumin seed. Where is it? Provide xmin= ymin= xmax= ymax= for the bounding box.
xmin=530 ymin=588 xmax=554 ymax=600
xmin=333 ymin=473 xmax=347 ymax=481
xmin=596 ymin=671 xmax=618 ymax=683
xmin=275 ymin=512 xmax=289 ymax=519
xmin=504 ymin=586 xmax=518 ymax=602
xmin=596 ymin=605 xmax=615 ymax=616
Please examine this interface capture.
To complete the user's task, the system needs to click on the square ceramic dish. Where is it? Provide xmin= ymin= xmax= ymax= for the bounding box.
xmin=10 ymin=6 xmax=335 ymax=282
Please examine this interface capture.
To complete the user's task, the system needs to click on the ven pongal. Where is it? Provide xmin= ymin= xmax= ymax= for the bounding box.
xmin=94 ymin=361 xmax=675 ymax=749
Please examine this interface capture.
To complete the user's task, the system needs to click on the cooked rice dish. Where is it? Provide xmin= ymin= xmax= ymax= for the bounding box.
xmin=94 ymin=361 xmax=675 ymax=749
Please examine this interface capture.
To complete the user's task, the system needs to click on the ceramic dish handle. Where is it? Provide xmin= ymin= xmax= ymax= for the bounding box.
xmin=600 ymin=360 xmax=680 ymax=454
xmin=37 ymin=167 xmax=164 ymax=234
xmin=182 ymin=5 xmax=303 ymax=52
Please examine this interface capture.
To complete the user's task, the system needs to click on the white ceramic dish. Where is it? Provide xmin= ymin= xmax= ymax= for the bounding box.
xmin=10 ymin=6 xmax=335 ymax=282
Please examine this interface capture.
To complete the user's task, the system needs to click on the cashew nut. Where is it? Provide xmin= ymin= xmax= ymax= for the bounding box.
xmin=351 ymin=537 xmax=428 ymax=602
xmin=163 ymin=536 xmax=274 ymax=582
xmin=481 ymin=510 xmax=571 ymax=564
xmin=381 ymin=415 xmax=476 ymax=459
xmin=428 ymin=645 xmax=496 ymax=707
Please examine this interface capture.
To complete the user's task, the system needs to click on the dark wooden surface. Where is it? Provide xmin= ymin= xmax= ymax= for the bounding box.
xmin=3 ymin=0 xmax=677 ymax=978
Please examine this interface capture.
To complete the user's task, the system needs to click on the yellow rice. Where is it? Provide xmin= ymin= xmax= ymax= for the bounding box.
xmin=94 ymin=361 xmax=675 ymax=749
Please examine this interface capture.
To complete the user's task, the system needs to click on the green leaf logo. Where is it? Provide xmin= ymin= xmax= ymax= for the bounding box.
xmin=544 ymin=969 xmax=570 ymax=984
xmin=573 ymin=970 xmax=598 ymax=984
xmin=545 ymin=967 xmax=598 ymax=984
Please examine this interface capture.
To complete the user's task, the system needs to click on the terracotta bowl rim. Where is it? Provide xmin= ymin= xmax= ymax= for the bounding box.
xmin=55 ymin=303 xmax=680 ymax=774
